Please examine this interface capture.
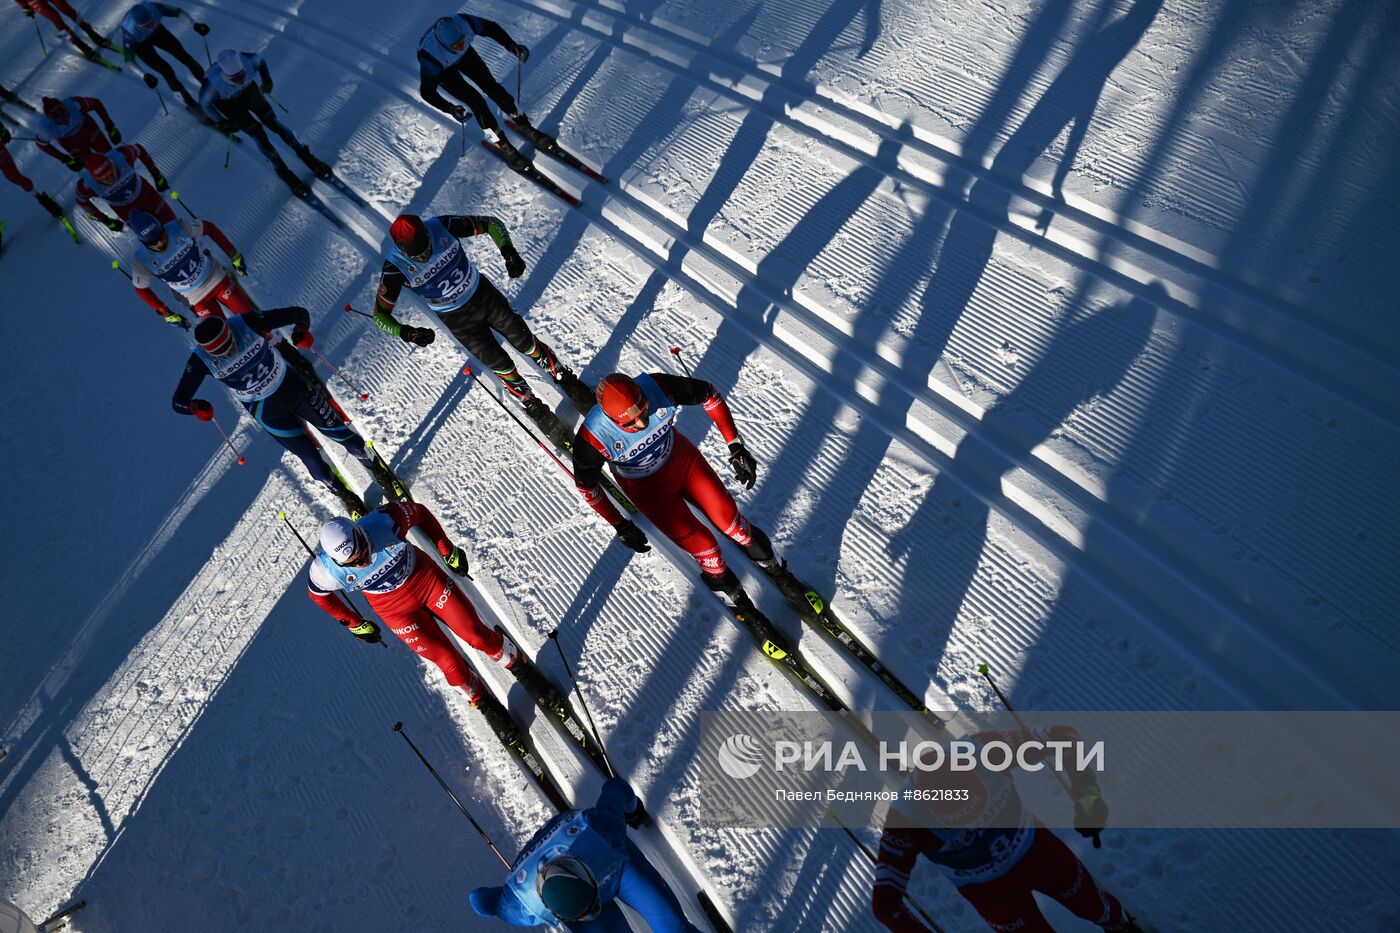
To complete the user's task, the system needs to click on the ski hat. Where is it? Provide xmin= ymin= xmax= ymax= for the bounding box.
xmin=216 ymin=49 xmax=247 ymax=83
xmin=320 ymin=517 xmax=371 ymax=566
xmin=390 ymin=214 xmax=432 ymax=260
xmin=129 ymin=210 xmax=165 ymax=246
xmin=41 ymin=96 xmax=67 ymax=122
xmin=194 ymin=317 xmax=237 ymax=357
xmin=84 ymin=152 xmax=117 ymax=183
xmin=596 ymin=373 xmax=647 ymax=425
xmin=435 ymin=17 xmax=468 ymax=53
xmin=537 ymin=856 xmax=599 ymax=921
xmin=0 ymin=124 xmax=10 ymax=146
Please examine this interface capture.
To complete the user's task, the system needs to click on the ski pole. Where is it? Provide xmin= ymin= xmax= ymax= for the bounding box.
xmin=546 ymin=629 xmax=614 ymax=777
xmin=669 ymin=345 xmax=693 ymax=378
xmin=977 ymin=663 xmax=1099 ymax=848
xmin=32 ymin=17 xmax=47 ymax=57
xmin=266 ymin=91 xmax=290 ymax=114
xmin=516 ymin=59 xmax=522 ymax=108
xmin=463 ymin=365 xmax=574 ymax=478
xmin=209 ymin=412 xmax=247 ymax=465
xmin=393 ymin=721 xmax=512 ymax=868
xmin=169 ymin=190 xmax=197 ymax=219
xmin=224 ymin=132 xmax=234 ymax=168
xmin=151 ymin=83 xmax=169 ymax=116
xmin=459 ymin=118 xmax=465 ymax=159
xmin=306 ymin=347 xmax=370 ymax=401
xmin=202 ymin=35 xmax=212 ymax=66
xmin=278 ymin=510 xmax=387 ymax=648
xmin=824 ymin=809 xmax=946 ymax=933
xmin=343 ymin=302 xmax=375 ymax=321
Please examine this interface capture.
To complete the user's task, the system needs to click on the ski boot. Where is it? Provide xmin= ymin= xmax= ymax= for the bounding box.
xmin=34 ymin=192 xmax=63 ymax=219
xmin=296 ymin=145 xmax=333 ymax=180
xmin=176 ymin=86 xmax=200 ymax=111
xmin=73 ymin=37 xmax=101 ymax=62
xmin=80 ymin=21 xmax=120 ymax=52
xmin=704 ymin=567 xmax=764 ymax=625
xmin=474 ymin=691 xmax=520 ymax=744
xmin=743 ymin=525 xmax=812 ymax=608
xmin=491 ymin=627 xmax=523 ymax=671
xmin=325 ymin=477 xmax=367 ymax=519
xmin=522 ymin=396 xmax=575 ymax=450
xmin=528 ymin=341 xmax=595 ymax=415
xmin=273 ymin=160 xmax=309 ymax=198
xmin=508 ymin=111 xmax=559 ymax=154
xmin=365 ymin=449 xmax=409 ymax=503
xmin=493 ymin=134 xmax=533 ymax=173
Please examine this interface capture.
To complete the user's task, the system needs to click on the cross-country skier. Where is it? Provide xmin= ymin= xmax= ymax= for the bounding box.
xmin=470 ymin=777 xmax=699 ymax=932
xmin=1 ymin=123 xmax=66 ymax=248
xmin=199 ymin=48 xmax=332 ymax=197
xmin=371 ymin=213 xmax=594 ymax=445
xmin=172 ymin=311 xmax=400 ymax=516
xmin=13 ymin=0 xmax=113 ymax=62
xmin=75 ymin=145 xmax=172 ymax=232
xmin=120 ymin=3 xmax=210 ymax=110
xmin=571 ymin=372 xmax=779 ymax=617
xmin=415 ymin=12 xmax=544 ymax=172
xmin=35 ymin=95 xmax=120 ymax=170
xmin=307 ymin=503 xmax=522 ymax=704
xmin=128 ymin=209 xmax=250 ymax=325
xmin=872 ymin=727 xmax=1140 ymax=933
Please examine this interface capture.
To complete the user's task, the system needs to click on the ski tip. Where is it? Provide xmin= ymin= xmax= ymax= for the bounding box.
xmin=546 ymin=628 xmax=559 ymax=640
xmin=976 ymin=662 xmax=989 ymax=675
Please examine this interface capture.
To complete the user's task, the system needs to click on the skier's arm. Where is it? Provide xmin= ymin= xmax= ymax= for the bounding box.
xmin=251 ymin=54 xmax=273 ymax=92
xmin=572 ymin=428 xmax=625 ymax=525
xmin=591 ymin=777 xmax=643 ymax=831
xmin=372 ymin=261 xmax=408 ymax=336
xmin=0 ymin=148 xmax=34 ymax=192
xmin=250 ymin=306 xmax=311 ymax=333
xmin=385 ymin=502 xmax=455 ymax=558
xmin=170 ymin=353 xmax=211 ymax=414
xmin=74 ymin=181 xmax=112 ymax=223
xmin=307 ymin=563 xmax=364 ymax=626
xmin=129 ymin=142 xmax=163 ymax=181
xmin=871 ymin=825 xmax=936 ymax=933
xmin=34 ymin=139 xmax=68 ymax=164
xmin=198 ymin=82 xmax=225 ymax=125
xmin=78 ymin=97 xmax=117 ymax=134
xmin=441 ymin=214 xmax=511 ymax=246
xmin=198 ymin=219 xmax=238 ymax=258
xmin=416 ymin=53 xmax=458 ymax=117
xmin=133 ymin=257 xmax=172 ymax=315
xmin=652 ymin=373 xmax=741 ymax=442
xmin=463 ymin=14 xmax=521 ymax=58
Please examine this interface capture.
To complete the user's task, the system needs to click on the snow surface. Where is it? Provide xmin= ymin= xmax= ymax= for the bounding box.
xmin=3 ymin=0 xmax=1399 ymax=929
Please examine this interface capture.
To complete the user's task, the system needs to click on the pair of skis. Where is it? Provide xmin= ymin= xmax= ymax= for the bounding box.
xmin=481 ymin=120 xmax=608 ymax=208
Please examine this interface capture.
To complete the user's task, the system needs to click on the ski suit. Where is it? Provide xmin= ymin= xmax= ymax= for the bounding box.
xmin=170 ymin=308 xmax=374 ymax=490
xmin=573 ymin=374 xmax=750 ymax=577
xmin=470 ymin=778 xmax=700 ymax=932
xmin=120 ymin=3 xmax=205 ymax=104
xmin=416 ymin=13 xmax=524 ymax=134
xmin=0 ymin=143 xmax=34 ymax=193
xmin=374 ymin=214 xmax=565 ymax=400
xmin=35 ymin=96 xmax=115 ymax=168
xmin=131 ymin=216 xmax=252 ymax=318
xmin=15 ymin=0 xmax=84 ymax=41
xmin=873 ymin=732 xmax=1124 ymax=933
xmin=76 ymin=143 xmax=174 ymax=226
xmin=307 ymin=502 xmax=504 ymax=700
xmin=199 ymin=51 xmax=314 ymax=174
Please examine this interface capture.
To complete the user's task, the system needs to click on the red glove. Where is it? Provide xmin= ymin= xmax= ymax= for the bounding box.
xmin=292 ymin=325 xmax=314 ymax=349
xmin=189 ymin=399 xmax=214 ymax=421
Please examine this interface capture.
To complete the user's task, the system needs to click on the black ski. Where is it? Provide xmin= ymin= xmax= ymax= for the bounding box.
xmin=697 ymin=890 xmax=734 ymax=933
xmin=367 ymin=444 xmax=412 ymax=502
xmin=39 ymin=899 xmax=87 ymax=931
xmin=757 ymin=563 xmax=943 ymax=724
xmin=316 ymin=172 xmax=374 ymax=213
xmin=480 ymin=140 xmax=580 ymax=207
xmin=509 ymin=656 xmax=612 ymax=775
xmin=720 ymin=597 xmax=847 ymax=712
xmin=296 ymin=187 xmax=351 ymax=232
xmin=504 ymin=119 xmax=608 ymax=184
xmin=475 ymin=692 xmax=572 ymax=811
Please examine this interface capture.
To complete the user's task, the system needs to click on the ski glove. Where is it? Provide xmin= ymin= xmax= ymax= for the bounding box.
xmin=107 ymin=126 xmax=122 ymax=144
xmin=443 ymin=545 xmax=470 ymax=577
xmin=513 ymin=43 xmax=530 ymax=63
xmin=1074 ymin=787 xmax=1109 ymax=841
xmin=448 ymin=104 xmax=468 ymax=123
xmin=292 ymin=324 xmax=314 ymax=349
xmin=143 ymin=74 xmax=159 ymax=89
xmin=22 ymin=9 xmax=34 ymax=17
xmin=625 ymin=798 xmax=652 ymax=829
xmin=98 ymin=215 xmax=123 ymax=232
xmin=189 ymin=399 xmax=215 ymax=421
xmin=192 ymin=22 xmax=211 ymax=36
xmin=165 ymin=312 xmax=190 ymax=329
xmin=63 ymin=157 xmax=81 ymax=172
xmin=231 ymin=251 xmax=248 ymax=276
xmin=501 ymin=245 xmax=526 ymax=278
xmin=400 ymin=325 xmax=435 ymax=348
xmin=347 ymin=618 xmax=382 ymax=644
xmin=615 ymin=519 xmax=651 ymax=553
xmin=153 ymin=173 xmax=169 ymax=192
xmin=728 ymin=441 xmax=758 ymax=489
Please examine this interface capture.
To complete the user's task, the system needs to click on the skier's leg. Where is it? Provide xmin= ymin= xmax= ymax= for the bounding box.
xmin=209 ymin=274 xmax=258 ymax=316
xmin=612 ymin=839 xmax=703 ymax=933
xmin=375 ymin=596 xmax=485 ymax=703
xmin=456 ymin=48 xmax=519 ymax=118
xmin=440 ymin=298 xmax=535 ymax=401
xmin=134 ymin=43 xmax=191 ymax=101
xmin=476 ymin=277 xmax=593 ymax=412
xmin=293 ymin=379 xmax=372 ymax=464
xmin=438 ymin=69 xmax=503 ymax=134
xmin=1022 ymin=828 xmax=1125 ymax=929
xmin=32 ymin=2 xmax=76 ymax=38
xmin=676 ymin=435 xmax=754 ymax=550
xmin=619 ymin=466 xmax=726 ymax=578
xmin=414 ymin=563 xmax=505 ymax=657
xmin=253 ymin=399 xmax=336 ymax=485
xmin=249 ymin=95 xmax=303 ymax=149
xmin=151 ymin=26 xmax=206 ymax=81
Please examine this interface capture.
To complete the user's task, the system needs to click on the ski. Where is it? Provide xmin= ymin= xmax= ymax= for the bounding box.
xmin=0 ymin=110 xmax=20 ymax=126
xmin=58 ymin=213 xmax=81 ymax=244
xmin=366 ymin=443 xmax=412 ymax=503
xmin=697 ymin=890 xmax=734 ymax=933
xmin=758 ymin=562 xmax=941 ymax=723
xmin=475 ymin=691 xmax=572 ymax=811
xmin=39 ymin=898 xmax=87 ymax=931
xmin=80 ymin=22 xmax=121 ymax=53
xmin=316 ymin=172 xmax=374 ymax=213
xmin=480 ymin=140 xmax=580 ymax=207
xmin=297 ymin=188 xmax=351 ymax=232
xmin=720 ymin=596 xmax=847 ymax=713
xmin=75 ymin=48 xmax=122 ymax=71
xmin=504 ymin=119 xmax=608 ymax=184
xmin=509 ymin=655 xmax=612 ymax=775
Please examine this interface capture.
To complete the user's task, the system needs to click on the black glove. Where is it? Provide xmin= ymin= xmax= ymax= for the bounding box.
xmin=501 ymin=245 xmax=525 ymax=278
xmin=153 ymin=173 xmax=169 ymax=192
xmin=443 ymin=545 xmax=470 ymax=577
xmin=728 ymin=441 xmax=758 ymax=489
xmin=215 ymin=120 xmax=240 ymax=135
xmin=513 ymin=43 xmax=530 ymax=63
xmin=625 ymin=799 xmax=651 ymax=829
xmin=400 ymin=325 xmax=435 ymax=347
xmin=107 ymin=125 xmax=122 ymax=144
xmin=448 ymin=103 xmax=468 ymax=123
xmin=63 ymin=157 xmax=81 ymax=172
xmin=347 ymin=618 xmax=382 ymax=644
xmin=1073 ymin=787 xmax=1109 ymax=842
xmin=101 ymin=216 xmax=124 ymax=232
xmin=260 ymin=79 xmax=273 ymax=94
xmin=192 ymin=21 xmax=211 ymax=36
xmin=615 ymin=519 xmax=650 ymax=553
xmin=22 ymin=8 xmax=34 ymax=16
xmin=143 ymin=73 xmax=159 ymax=89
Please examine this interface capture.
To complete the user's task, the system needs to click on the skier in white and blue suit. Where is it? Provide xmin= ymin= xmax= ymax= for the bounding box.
xmin=470 ymin=779 xmax=701 ymax=932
